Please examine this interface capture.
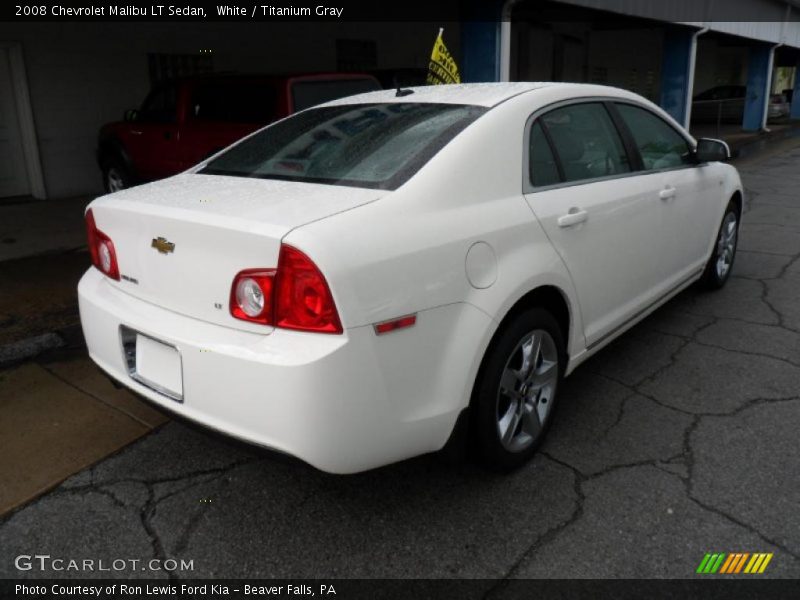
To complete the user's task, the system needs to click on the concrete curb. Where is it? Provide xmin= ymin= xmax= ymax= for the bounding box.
xmin=0 ymin=333 xmax=66 ymax=369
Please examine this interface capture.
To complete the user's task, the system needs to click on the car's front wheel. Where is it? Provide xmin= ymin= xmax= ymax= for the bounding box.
xmin=473 ymin=308 xmax=565 ymax=471
xmin=701 ymin=200 xmax=739 ymax=289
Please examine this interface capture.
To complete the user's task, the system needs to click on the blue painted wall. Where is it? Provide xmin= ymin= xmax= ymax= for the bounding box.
xmin=743 ymin=45 xmax=772 ymax=131
xmin=660 ymin=30 xmax=694 ymax=126
xmin=460 ymin=0 xmax=502 ymax=83
xmin=461 ymin=21 xmax=500 ymax=82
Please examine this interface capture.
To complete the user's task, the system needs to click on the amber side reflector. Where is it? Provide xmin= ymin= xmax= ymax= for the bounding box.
xmin=373 ymin=314 xmax=417 ymax=335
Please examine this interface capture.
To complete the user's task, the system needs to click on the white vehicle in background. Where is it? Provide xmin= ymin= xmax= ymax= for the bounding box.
xmin=79 ymin=82 xmax=742 ymax=473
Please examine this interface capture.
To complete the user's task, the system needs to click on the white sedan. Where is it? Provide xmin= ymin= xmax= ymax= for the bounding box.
xmin=79 ymin=82 xmax=742 ymax=473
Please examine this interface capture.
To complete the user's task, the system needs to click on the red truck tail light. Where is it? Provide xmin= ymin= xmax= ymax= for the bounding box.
xmin=230 ymin=244 xmax=342 ymax=334
xmin=85 ymin=209 xmax=120 ymax=281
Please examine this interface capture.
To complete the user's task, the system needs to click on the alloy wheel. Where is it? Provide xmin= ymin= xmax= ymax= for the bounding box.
xmin=495 ymin=329 xmax=559 ymax=453
xmin=715 ymin=211 xmax=738 ymax=279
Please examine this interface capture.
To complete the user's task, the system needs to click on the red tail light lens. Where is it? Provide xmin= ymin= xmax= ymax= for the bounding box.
xmin=230 ymin=244 xmax=342 ymax=334
xmin=274 ymin=245 xmax=342 ymax=334
xmin=85 ymin=209 xmax=120 ymax=281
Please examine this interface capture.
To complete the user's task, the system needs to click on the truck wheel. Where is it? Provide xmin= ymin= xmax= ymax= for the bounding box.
xmin=103 ymin=160 xmax=133 ymax=193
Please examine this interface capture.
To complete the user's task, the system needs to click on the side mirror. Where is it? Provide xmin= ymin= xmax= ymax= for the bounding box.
xmin=695 ymin=137 xmax=731 ymax=163
xmin=123 ymin=109 xmax=139 ymax=122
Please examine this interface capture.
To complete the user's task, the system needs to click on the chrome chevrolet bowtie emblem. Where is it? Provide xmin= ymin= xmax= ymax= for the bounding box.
xmin=151 ymin=237 xmax=175 ymax=254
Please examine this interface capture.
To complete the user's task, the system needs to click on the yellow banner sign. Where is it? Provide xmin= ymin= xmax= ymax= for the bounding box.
xmin=427 ymin=29 xmax=461 ymax=85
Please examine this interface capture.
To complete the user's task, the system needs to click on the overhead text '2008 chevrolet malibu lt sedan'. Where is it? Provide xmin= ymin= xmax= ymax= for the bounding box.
xmin=78 ymin=82 xmax=742 ymax=474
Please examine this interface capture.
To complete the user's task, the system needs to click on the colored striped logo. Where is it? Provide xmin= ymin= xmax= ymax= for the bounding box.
xmin=696 ymin=552 xmax=773 ymax=574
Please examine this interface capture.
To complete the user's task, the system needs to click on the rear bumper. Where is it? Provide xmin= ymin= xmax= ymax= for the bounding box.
xmin=78 ymin=268 xmax=491 ymax=473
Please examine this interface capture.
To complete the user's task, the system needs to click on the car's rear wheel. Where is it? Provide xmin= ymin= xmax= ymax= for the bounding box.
xmin=701 ymin=201 xmax=739 ymax=289
xmin=473 ymin=308 xmax=565 ymax=471
xmin=102 ymin=160 xmax=133 ymax=193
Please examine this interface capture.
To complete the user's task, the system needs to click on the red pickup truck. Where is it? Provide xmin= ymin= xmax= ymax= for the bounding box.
xmin=97 ymin=72 xmax=381 ymax=192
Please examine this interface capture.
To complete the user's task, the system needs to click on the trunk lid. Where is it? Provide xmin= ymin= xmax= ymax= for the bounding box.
xmin=89 ymin=173 xmax=380 ymax=333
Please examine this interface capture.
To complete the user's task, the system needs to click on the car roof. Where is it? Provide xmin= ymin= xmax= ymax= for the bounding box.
xmin=319 ymin=81 xmax=647 ymax=108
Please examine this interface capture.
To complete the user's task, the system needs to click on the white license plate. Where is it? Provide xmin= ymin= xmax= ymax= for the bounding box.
xmin=134 ymin=334 xmax=183 ymax=401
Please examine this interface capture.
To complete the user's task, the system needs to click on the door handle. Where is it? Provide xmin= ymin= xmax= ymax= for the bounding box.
xmin=659 ymin=186 xmax=676 ymax=200
xmin=557 ymin=208 xmax=588 ymax=228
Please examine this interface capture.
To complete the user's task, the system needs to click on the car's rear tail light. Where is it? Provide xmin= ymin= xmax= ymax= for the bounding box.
xmin=85 ymin=209 xmax=120 ymax=281
xmin=230 ymin=244 xmax=342 ymax=334
xmin=230 ymin=270 xmax=275 ymax=325
xmin=274 ymin=245 xmax=342 ymax=334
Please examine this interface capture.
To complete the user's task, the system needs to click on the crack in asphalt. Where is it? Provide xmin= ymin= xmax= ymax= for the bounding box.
xmin=598 ymin=390 xmax=637 ymax=439
xmin=482 ymin=454 xmax=586 ymax=598
xmin=642 ymin=312 xmax=800 ymax=370
xmin=140 ymin=485 xmax=174 ymax=581
xmin=756 ymin=278 xmax=793 ymax=332
xmin=487 ymin=394 xmax=800 ymax=584
xmin=132 ymin=458 xmax=259 ymax=578
xmin=3 ymin=455 xmax=261 ymax=579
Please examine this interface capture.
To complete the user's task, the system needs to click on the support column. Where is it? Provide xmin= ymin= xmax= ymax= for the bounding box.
xmin=743 ymin=44 xmax=774 ymax=131
xmin=659 ymin=29 xmax=697 ymax=128
xmin=460 ymin=0 xmax=502 ymax=83
xmin=791 ymin=59 xmax=800 ymax=119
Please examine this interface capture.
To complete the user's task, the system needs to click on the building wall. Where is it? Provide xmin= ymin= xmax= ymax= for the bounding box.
xmin=693 ymin=38 xmax=749 ymax=95
xmin=586 ymin=28 xmax=663 ymax=102
xmin=0 ymin=22 xmax=456 ymax=199
xmin=511 ymin=23 xmax=663 ymax=103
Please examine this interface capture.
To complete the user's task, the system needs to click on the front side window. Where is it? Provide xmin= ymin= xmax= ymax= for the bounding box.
xmin=540 ymin=103 xmax=631 ymax=184
xmin=139 ymin=85 xmax=177 ymax=123
xmin=200 ymin=103 xmax=486 ymax=190
xmin=616 ymin=103 xmax=691 ymax=170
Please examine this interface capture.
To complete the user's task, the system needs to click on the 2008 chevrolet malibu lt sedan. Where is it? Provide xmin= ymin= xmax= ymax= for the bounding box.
xmin=79 ymin=82 xmax=742 ymax=473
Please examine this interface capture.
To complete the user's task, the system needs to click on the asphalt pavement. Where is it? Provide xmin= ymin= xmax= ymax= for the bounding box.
xmin=1 ymin=142 xmax=799 ymax=581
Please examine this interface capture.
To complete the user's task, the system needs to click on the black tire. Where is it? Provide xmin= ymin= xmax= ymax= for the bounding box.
xmin=102 ymin=158 xmax=133 ymax=193
xmin=472 ymin=307 xmax=566 ymax=472
xmin=701 ymin=200 xmax=739 ymax=290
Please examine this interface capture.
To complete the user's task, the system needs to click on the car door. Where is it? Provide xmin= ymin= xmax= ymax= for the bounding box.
xmin=613 ymin=102 xmax=720 ymax=290
xmin=121 ymin=83 xmax=181 ymax=180
xmin=523 ymin=101 xmax=663 ymax=347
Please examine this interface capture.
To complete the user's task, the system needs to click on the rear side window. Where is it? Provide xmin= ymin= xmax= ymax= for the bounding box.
xmin=540 ymin=103 xmax=631 ymax=184
xmin=291 ymin=78 xmax=381 ymax=112
xmin=615 ymin=103 xmax=691 ymax=170
xmin=191 ymin=82 xmax=278 ymax=123
xmin=529 ymin=122 xmax=561 ymax=187
xmin=200 ymin=103 xmax=486 ymax=190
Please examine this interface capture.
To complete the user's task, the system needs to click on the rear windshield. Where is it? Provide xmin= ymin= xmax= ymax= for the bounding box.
xmin=291 ymin=78 xmax=381 ymax=111
xmin=199 ymin=103 xmax=486 ymax=190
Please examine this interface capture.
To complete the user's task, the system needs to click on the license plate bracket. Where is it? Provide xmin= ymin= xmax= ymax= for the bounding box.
xmin=120 ymin=327 xmax=183 ymax=402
